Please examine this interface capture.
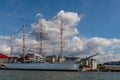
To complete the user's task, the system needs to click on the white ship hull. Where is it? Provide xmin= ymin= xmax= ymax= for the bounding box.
xmin=1 ymin=62 xmax=79 ymax=71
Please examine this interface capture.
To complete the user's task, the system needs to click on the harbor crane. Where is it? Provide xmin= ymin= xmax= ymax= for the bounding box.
xmin=85 ymin=53 xmax=99 ymax=59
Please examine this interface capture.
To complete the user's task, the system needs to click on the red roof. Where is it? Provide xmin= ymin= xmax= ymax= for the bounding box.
xmin=0 ymin=53 xmax=8 ymax=59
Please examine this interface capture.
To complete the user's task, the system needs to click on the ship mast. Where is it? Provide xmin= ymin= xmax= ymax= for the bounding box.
xmin=10 ymin=25 xmax=26 ymax=62
xmin=22 ymin=25 xmax=26 ymax=62
xmin=60 ymin=16 xmax=63 ymax=58
xmin=34 ymin=20 xmax=45 ymax=62
xmin=39 ymin=23 xmax=43 ymax=55
xmin=59 ymin=16 xmax=65 ymax=62
xmin=10 ymin=35 xmax=13 ymax=62
xmin=39 ymin=22 xmax=45 ymax=62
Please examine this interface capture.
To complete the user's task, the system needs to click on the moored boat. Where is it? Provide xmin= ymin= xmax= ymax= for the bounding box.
xmin=0 ymin=61 xmax=79 ymax=71
xmin=0 ymin=16 xmax=80 ymax=71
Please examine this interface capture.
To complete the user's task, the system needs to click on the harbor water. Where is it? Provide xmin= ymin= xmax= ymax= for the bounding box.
xmin=0 ymin=70 xmax=120 ymax=80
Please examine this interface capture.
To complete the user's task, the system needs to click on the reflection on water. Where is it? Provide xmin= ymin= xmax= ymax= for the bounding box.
xmin=0 ymin=70 xmax=120 ymax=80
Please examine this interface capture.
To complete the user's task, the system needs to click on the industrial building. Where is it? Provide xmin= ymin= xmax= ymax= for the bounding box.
xmin=79 ymin=53 xmax=98 ymax=71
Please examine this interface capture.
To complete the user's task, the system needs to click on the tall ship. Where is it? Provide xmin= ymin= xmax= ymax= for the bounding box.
xmin=0 ymin=16 xmax=79 ymax=71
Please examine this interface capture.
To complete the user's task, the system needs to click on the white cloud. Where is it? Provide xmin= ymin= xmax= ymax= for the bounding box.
xmin=0 ymin=44 xmax=10 ymax=54
xmin=31 ymin=10 xmax=81 ymax=55
xmin=36 ymin=13 xmax=43 ymax=17
xmin=83 ymin=37 xmax=120 ymax=63
xmin=31 ymin=10 xmax=120 ymax=62
xmin=32 ymin=10 xmax=80 ymax=40
xmin=1 ymin=10 xmax=120 ymax=63
xmin=0 ymin=35 xmax=10 ymax=40
xmin=56 ymin=10 xmax=81 ymax=27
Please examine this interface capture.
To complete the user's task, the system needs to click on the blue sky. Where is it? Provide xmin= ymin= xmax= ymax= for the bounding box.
xmin=0 ymin=0 xmax=120 ymax=38
xmin=1 ymin=0 xmax=120 ymax=62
